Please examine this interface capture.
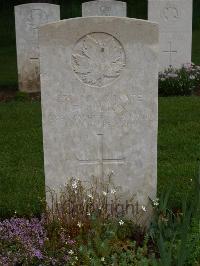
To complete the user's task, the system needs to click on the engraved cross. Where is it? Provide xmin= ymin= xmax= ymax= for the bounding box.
xmin=79 ymin=134 xmax=125 ymax=178
xmin=30 ymin=9 xmax=47 ymax=40
xmin=162 ymin=41 xmax=177 ymax=67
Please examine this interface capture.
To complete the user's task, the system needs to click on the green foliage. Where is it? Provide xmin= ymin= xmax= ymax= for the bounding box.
xmin=193 ymin=29 xmax=200 ymax=65
xmin=158 ymin=96 xmax=200 ymax=208
xmin=149 ymin=173 xmax=200 ymax=266
xmin=0 ymin=101 xmax=44 ymax=218
xmin=193 ymin=0 xmax=200 ymax=30
xmin=0 ymin=166 xmax=199 ymax=265
xmin=159 ymin=64 xmax=200 ymax=97
xmin=186 ymin=216 xmax=200 ymax=265
xmin=77 ymin=217 xmax=155 ymax=265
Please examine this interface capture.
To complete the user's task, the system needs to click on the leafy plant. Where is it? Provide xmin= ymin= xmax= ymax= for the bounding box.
xmin=159 ymin=63 xmax=200 ymax=96
xmin=149 ymin=172 xmax=200 ymax=266
xmin=46 ymin=174 xmax=148 ymax=238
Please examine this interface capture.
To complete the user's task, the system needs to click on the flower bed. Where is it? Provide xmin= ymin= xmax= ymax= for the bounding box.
xmin=159 ymin=63 xmax=200 ymax=96
xmin=0 ymin=176 xmax=199 ymax=265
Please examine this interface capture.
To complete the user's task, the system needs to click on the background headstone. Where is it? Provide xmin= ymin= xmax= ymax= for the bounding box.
xmin=39 ymin=17 xmax=158 ymax=211
xmin=148 ymin=0 xmax=193 ymax=70
xmin=15 ymin=3 xmax=60 ymax=92
xmin=82 ymin=0 xmax=127 ymax=17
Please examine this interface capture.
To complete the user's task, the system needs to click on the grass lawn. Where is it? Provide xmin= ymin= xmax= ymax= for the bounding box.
xmin=0 ymin=101 xmax=44 ymax=218
xmin=0 ymin=97 xmax=200 ymax=218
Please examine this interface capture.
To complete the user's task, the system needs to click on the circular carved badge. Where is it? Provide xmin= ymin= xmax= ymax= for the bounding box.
xmin=162 ymin=5 xmax=179 ymax=21
xmin=72 ymin=32 xmax=126 ymax=87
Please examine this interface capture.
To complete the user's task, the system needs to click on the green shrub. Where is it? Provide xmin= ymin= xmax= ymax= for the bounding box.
xmin=149 ymin=173 xmax=200 ymax=266
xmin=186 ymin=216 xmax=200 ymax=265
xmin=77 ymin=217 xmax=156 ymax=265
xmin=1 ymin=173 xmax=200 ymax=265
xmin=159 ymin=64 xmax=200 ymax=96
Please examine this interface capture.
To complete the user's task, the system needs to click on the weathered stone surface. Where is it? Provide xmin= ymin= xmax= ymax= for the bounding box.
xmin=82 ymin=0 xmax=127 ymax=17
xmin=148 ymin=0 xmax=193 ymax=70
xmin=39 ymin=17 xmax=158 ymax=210
xmin=15 ymin=3 xmax=60 ymax=92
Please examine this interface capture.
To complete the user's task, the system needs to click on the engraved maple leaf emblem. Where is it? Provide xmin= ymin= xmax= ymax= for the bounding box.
xmin=72 ymin=33 xmax=125 ymax=87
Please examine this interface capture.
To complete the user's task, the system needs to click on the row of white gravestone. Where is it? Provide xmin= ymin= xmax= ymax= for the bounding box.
xmin=13 ymin=0 xmax=191 ymax=215
xmin=83 ymin=0 xmax=193 ymax=71
xmin=14 ymin=0 xmax=193 ymax=93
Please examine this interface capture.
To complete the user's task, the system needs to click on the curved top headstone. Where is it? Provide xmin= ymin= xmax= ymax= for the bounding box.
xmin=148 ymin=0 xmax=193 ymax=70
xmin=82 ymin=0 xmax=127 ymax=17
xmin=15 ymin=3 xmax=60 ymax=92
xmin=39 ymin=16 xmax=159 ymax=213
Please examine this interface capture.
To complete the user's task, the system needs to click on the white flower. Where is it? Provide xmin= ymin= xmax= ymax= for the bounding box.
xmin=167 ymin=73 xmax=178 ymax=78
xmin=87 ymin=194 xmax=93 ymax=199
xmin=119 ymin=220 xmax=124 ymax=226
xmin=111 ymin=189 xmax=116 ymax=194
xmin=102 ymin=191 xmax=107 ymax=196
xmin=152 ymin=198 xmax=159 ymax=206
xmin=77 ymin=221 xmax=82 ymax=228
xmin=68 ymin=250 xmax=74 ymax=255
xmin=190 ymin=178 xmax=193 ymax=182
xmin=75 ymin=256 xmax=78 ymax=261
xmin=87 ymin=212 xmax=91 ymax=216
xmin=72 ymin=180 xmax=78 ymax=189
xmin=160 ymin=77 xmax=165 ymax=81
xmin=101 ymin=257 xmax=105 ymax=262
xmin=189 ymin=75 xmax=195 ymax=80
xmin=141 ymin=205 xmax=147 ymax=212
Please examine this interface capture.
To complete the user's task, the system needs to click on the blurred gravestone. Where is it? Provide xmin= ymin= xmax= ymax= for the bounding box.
xmin=148 ymin=0 xmax=193 ymax=70
xmin=15 ymin=3 xmax=60 ymax=92
xmin=82 ymin=0 xmax=127 ymax=17
xmin=39 ymin=16 xmax=159 ymax=213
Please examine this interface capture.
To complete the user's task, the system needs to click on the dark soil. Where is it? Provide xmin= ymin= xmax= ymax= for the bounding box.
xmin=0 ymin=89 xmax=41 ymax=102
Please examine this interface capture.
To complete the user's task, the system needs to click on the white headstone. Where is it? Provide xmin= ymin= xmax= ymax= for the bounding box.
xmin=82 ymin=0 xmax=127 ymax=17
xmin=148 ymin=0 xmax=193 ymax=71
xmin=15 ymin=4 xmax=60 ymax=92
xmin=39 ymin=17 xmax=158 ymax=212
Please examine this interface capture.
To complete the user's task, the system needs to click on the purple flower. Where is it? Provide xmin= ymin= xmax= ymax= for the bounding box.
xmin=33 ymin=249 xmax=43 ymax=259
xmin=0 ymin=215 xmax=77 ymax=264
